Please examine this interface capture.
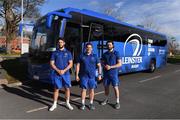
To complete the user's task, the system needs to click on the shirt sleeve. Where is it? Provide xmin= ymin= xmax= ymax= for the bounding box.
xmin=115 ymin=51 xmax=121 ymax=60
xmin=95 ymin=54 xmax=100 ymax=64
xmin=50 ymin=52 xmax=56 ymax=61
xmin=68 ymin=52 xmax=73 ymax=61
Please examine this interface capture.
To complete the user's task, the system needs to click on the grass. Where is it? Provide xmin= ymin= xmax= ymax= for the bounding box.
xmin=167 ymin=55 xmax=180 ymax=64
xmin=1 ymin=58 xmax=28 ymax=84
xmin=0 ymin=53 xmax=20 ymax=57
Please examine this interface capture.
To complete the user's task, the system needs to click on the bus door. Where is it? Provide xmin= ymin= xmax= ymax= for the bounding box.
xmin=87 ymin=23 xmax=105 ymax=58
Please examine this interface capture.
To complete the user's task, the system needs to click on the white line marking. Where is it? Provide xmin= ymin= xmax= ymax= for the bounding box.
xmin=174 ymin=69 xmax=180 ymax=73
xmin=139 ymin=75 xmax=161 ymax=83
xmin=26 ymin=91 xmax=104 ymax=113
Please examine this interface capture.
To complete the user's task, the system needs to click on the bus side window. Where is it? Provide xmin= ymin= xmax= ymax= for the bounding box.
xmin=64 ymin=22 xmax=81 ymax=63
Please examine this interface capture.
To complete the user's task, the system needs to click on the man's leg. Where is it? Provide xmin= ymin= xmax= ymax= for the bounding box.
xmin=80 ymin=89 xmax=86 ymax=110
xmin=114 ymin=86 xmax=120 ymax=103
xmin=113 ymin=86 xmax=120 ymax=109
xmin=101 ymin=86 xmax=110 ymax=105
xmin=49 ymin=88 xmax=59 ymax=111
xmin=89 ymin=89 xmax=94 ymax=104
xmin=89 ymin=89 xmax=95 ymax=110
xmin=65 ymin=87 xmax=73 ymax=110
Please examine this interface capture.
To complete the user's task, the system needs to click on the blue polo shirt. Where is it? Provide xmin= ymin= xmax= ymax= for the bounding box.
xmin=50 ymin=48 xmax=72 ymax=75
xmin=102 ymin=50 xmax=121 ymax=76
xmin=77 ymin=53 xmax=100 ymax=78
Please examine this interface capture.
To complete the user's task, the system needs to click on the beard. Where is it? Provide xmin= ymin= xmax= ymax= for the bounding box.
xmin=59 ymin=45 xmax=64 ymax=49
xmin=108 ymin=47 xmax=113 ymax=51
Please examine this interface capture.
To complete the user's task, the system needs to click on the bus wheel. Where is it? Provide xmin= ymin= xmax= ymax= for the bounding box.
xmin=149 ymin=60 xmax=156 ymax=73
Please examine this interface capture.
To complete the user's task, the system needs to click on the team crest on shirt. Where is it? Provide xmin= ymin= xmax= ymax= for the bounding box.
xmin=91 ymin=56 xmax=95 ymax=61
xmin=82 ymin=56 xmax=86 ymax=60
xmin=64 ymin=52 xmax=68 ymax=57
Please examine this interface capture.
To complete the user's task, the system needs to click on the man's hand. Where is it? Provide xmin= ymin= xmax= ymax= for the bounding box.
xmin=56 ymin=69 xmax=61 ymax=75
xmin=105 ymin=65 xmax=111 ymax=70
xmin=76 ymin=75 xmax=80 ymax=82
xmin=57 ymin=69 xmax=65 ymax=75
xmin=59 ymin=70 xmax=65 ymax=75
xmin=97 ymin=75 xmax=102 ymax=81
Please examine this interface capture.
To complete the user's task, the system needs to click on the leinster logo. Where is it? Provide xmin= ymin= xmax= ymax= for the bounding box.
xmin=122 ymin=34 xmax=143 ymax=65
xmin=123 ymin=33 xmax=143 ymax=56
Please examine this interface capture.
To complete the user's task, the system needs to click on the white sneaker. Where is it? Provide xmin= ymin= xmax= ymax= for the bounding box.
xmin=49 ymin=104 xmax=57 ymax=111
xmin=66 ymin=103 xmax=74 ymax=110
xmin=100 ymin=99 xmax=109 ymax=106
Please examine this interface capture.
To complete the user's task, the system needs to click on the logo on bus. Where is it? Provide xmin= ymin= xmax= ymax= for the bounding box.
xmin=122 ymin=33 xmax=143 ymax=66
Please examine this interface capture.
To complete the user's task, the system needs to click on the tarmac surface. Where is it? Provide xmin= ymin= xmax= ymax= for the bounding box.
xmin=0 ymin=63 xmax=180 ymax=119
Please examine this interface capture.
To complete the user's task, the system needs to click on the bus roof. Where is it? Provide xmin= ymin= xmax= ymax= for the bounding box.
xmin=40 ymin=7 xmax=166 ymax=38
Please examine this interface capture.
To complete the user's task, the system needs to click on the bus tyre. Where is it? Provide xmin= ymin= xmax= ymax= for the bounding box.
xmin=149 ymin=60 xmax=156 ymax=73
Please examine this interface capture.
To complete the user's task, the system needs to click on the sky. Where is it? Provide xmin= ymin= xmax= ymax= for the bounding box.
xmin=39 ymin=0 xmax=180 ymax=47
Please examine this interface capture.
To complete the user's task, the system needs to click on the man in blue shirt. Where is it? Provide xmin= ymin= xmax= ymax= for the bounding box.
xmin=76 ymin=43 xmax=102 ymax=110
xmin=49 ymin=38 xmax=73 ymax=111
xmin=101 ymin=40 xmax=122 ymax=109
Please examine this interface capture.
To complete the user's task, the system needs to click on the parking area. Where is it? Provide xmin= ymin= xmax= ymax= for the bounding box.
xmin=0 ymin=63 xmax=180 ymax=119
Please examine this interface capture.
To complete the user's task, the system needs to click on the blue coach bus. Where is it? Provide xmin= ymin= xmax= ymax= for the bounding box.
xmin=28 ymin=7 xmax=167 ymax=83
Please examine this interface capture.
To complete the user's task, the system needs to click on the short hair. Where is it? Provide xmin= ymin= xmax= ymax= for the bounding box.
xmin=106 ymin=40 xmax=114 ymax=45
xmin=85 ymin=42 xmax=93 ymax=48
xmin=57 ymin=37 xmax=65 ymax=42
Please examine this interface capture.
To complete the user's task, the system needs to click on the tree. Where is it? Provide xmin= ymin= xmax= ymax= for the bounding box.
xmin=138 ymin=16 xmax=160 ymax=32
xmin=104 ymin=7 xmax=125 ymax=21
xmin=0 ymin=0 xmax=45 ymax=54
xmin=167 ymin=36 xmax=179 ymax=56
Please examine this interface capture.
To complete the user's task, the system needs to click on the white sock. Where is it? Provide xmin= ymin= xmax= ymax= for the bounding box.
xmin=82 ymin=99 xmax=85 ymax=105
xmin=53 ymin=101 xmax=57 ymax=105
xmin=90 ymin=100 xmax=93 ymax=104
xmin=105 ymin=96 xmax=109 ymax=101
xmin=66 ymin=99 xmax=70 ymax=104
xmin=116 ymin=97 xmax=119 ymax=103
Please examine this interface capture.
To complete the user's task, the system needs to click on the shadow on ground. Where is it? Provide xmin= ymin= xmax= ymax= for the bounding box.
xmin=0 ymin=58 xmax=28 ymax=83
xmin=1 ymin=81 xmax=86 ymax=110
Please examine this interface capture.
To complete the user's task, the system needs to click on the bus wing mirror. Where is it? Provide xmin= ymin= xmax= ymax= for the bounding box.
xmin=46 ymin=12 xmax=72 ymax=28
xmin=46 ymin=15 xmax=53 ymax=28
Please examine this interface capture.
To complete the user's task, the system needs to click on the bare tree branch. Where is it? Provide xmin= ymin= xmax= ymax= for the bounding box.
xmin=104 ymin=7 xmax=125 ymax=21
xmin=0 ymin=0 xmax=45 ymax=53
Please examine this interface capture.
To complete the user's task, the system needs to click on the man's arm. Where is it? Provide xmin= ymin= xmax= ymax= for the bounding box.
xmin=50 ymin=60 xmax=60 ymax=74
xmin=97 ymin=63 xmax=102 ymax=81
xmin=105 ymin=59 xmax=122 ymax=70
xmin=60 ymin=60 xmax=73 ymax=75
xmin=61 ymin=52 xmax=73 ymax=74
xmin=110 ymin=59 xmax=122 ymax=69
xmin=76 ymin=63 xmax=80 ymax=81
xmin=64 ymin=60 xmax=73 ymax=72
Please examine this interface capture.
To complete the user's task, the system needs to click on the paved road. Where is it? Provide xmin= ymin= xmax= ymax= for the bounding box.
xmin=0 ymin=63 xmax=180 ymax=119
